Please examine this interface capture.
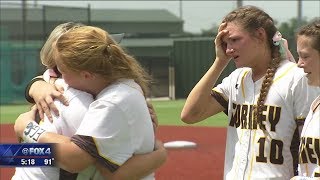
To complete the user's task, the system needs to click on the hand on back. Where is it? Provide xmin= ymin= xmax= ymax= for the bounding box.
xmin=29 ymin=80 xmax=68 ymax=122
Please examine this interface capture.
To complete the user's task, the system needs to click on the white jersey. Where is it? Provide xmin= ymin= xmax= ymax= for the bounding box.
xmin=70 ymin=79 xmax=155 ymax=180
xmin=12 ymin=79 xmax=94 ymax=180
xmin=298 ymin=95 xmax=320 ymax=178
xmin=211 ymin=60 xmax=319 ymax=180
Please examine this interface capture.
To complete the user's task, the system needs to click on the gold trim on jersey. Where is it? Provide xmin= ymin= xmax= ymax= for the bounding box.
xmin=212 ymin=87 xmax=222 ymax=94
xmin=71 ymin=135 xmax=121 ymax=172
xmin=273 ymin=64 xmax=297 ymax=83
xmin=241 ymin=70 xmax=250 ymax=99
xmin=312 ymin=96 xmax=320 ymax=113
xmin=39 ymin=120 xmax=44 ymax=126
xmin=92 ymin=137 xmax=121 ymax=167
xmin=296 ymin=117 xmax=306 ymax=126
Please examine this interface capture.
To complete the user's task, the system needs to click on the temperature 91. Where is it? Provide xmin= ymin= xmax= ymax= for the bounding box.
xmin=44 ymin=158 xmax=54 ymax=166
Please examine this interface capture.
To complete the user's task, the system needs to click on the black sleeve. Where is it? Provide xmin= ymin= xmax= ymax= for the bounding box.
xmin=71 ymin=135 xmax=120 ymax=172
xmin=211 ymin=89 xmax=228 ymax=115
xmin=24 ymin=77 xmax=45 ymax=103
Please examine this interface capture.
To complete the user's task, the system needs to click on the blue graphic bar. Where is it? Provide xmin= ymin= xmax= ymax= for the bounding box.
xmin=0 ymin=143 xmax=55 ymax=167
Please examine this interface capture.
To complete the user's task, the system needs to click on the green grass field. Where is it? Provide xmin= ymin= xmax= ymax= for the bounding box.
xmin=0 ymin=99 xmax=228 ymax=127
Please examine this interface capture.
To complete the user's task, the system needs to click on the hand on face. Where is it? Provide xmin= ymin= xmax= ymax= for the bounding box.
xmin=282 ymin=38 xmax=296 ymax=62
xmin=14 ymin=105 xmax=38 ymax=138
xmin=214 ymin=23 xmax=232 ymax=63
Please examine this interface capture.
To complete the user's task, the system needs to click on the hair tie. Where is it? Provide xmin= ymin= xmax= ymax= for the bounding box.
xmin=272 ymin=31 xmax=289 ymax=59
xmin=272 ymin=31 xmax=282 ymax=46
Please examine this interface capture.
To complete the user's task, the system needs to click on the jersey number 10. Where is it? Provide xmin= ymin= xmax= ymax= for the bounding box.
xmin=256 ymin=137 xmax=284 ymax=164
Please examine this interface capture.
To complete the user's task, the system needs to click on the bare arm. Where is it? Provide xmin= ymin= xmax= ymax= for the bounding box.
xmin=40 ymin=132 xmax=95 ymax=173
xmin=181 ymin=23 xmax=230 ymax=123
xmin=97 ymin=140 xmax=167 ymax=180
xmin=15 ymin=107 xmax=166 ymax=178
xmin=181 ymin=63 xmax=226 ymax=123
xmin=14 ymin=108 xmax=95 ymax=173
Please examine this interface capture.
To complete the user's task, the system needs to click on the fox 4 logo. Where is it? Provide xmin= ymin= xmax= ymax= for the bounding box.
xmin=28 ymin=147 xmax=51 ymax=155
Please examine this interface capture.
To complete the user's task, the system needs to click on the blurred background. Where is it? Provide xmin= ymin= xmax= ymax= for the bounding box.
xmin=1 ymin=0 xmax=319 ymax=104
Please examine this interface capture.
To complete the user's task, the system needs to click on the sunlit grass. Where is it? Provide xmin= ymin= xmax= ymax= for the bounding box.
xmin=0 ymin=100 xmax=228 ymax=127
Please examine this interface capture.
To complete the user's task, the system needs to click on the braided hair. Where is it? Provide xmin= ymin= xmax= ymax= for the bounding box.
xmin=223 ymin=6 xmax=284 ymax=131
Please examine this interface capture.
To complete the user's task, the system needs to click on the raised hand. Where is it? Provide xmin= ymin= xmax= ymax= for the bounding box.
xmin=214 ymin=22 xmax=231 ymax=64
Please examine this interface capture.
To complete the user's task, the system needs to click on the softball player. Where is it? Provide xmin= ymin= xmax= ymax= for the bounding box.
xmin=15 ymin=26 xmax=157 ymax=180
xmin=16 ymin=23 xmax=165 ymax=180
xmin=295 ymin=19 xmax=320 ymax=179
xmin=212 ymin=62 xmax=317 ymax=179
xmin=13 ymin=22 xmax=96 ymax=180
xmin=181 ymin=6 xmax=319 ymax=179
xmin=13 ymin=78 xmax=94 ymax=180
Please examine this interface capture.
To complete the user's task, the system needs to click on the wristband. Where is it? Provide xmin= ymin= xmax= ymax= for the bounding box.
xmin=22 ymin=121 xmax=46 ymax=143
xmin=24 ymin=77 xmax=45 ymax=103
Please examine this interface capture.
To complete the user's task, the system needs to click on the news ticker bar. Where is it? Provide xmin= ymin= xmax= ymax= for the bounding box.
xmin=0 ymin=143 xmax=55 ymax=167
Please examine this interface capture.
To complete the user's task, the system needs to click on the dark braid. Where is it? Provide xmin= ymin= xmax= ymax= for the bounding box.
xmin=255 ymin=57 xmax=282 ymax=130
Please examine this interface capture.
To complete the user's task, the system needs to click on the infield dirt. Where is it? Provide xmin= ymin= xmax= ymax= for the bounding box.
xmin=0 ymin=125 xmax=226 ymax=180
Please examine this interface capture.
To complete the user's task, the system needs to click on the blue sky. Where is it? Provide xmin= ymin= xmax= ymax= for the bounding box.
xmin=3 ymin=1 xmax=320 ymax=33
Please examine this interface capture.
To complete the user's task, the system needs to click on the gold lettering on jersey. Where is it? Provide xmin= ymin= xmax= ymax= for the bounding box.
xmin=230 ymin=103 xmax=281 ymax=132
xmin=299 ymin=137 xmax=320 ymax=166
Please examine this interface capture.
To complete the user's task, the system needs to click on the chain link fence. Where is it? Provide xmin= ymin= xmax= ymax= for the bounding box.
xmin=1 ymin=2 xmax=92 ymax=104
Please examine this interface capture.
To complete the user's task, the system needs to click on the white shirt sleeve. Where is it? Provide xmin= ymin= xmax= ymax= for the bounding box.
xmin=75 ymin=100 xmax=133 ymax=164
xmin=292 ymin=74 xmax=319 ymax=119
